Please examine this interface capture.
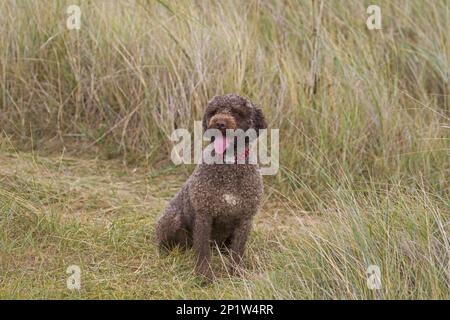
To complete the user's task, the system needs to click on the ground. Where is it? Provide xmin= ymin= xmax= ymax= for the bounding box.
xmin=1 ymin=151 xmax=448 ymax=299
xmin=0 ymin=151 xmax=319 ymax=299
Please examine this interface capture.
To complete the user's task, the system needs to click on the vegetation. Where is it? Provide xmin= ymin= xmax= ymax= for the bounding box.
xmin=0 ymin=0 xmax=448 ymax=299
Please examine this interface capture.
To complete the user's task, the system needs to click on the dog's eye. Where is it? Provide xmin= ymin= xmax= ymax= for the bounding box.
xmin=232 ymin=108 xmax=246 ymax=117
xmin=206 ymin=108 xmax=216 ymax=117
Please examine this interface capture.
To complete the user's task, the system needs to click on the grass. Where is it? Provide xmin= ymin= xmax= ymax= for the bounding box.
xmin=0 ymin=151 xmax=448 ymax=299
xmin=0 ymin=0 xmax=449 ymax=299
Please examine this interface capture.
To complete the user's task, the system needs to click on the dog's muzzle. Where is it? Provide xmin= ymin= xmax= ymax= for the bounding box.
xmin=208 ymin=113 xmax=237 ymax=133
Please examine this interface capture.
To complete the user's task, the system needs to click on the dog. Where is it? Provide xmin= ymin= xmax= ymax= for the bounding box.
xmin=155 ymin=94 xmax=267 ymax=281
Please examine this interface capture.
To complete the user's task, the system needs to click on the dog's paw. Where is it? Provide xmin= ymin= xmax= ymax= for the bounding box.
xmin=200 ymin=272 xmax=215 ymax=284
xmin=196 ymin=265 xmax=215 ymax=283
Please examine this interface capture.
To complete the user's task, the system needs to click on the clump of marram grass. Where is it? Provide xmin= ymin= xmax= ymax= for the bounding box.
xmin=246 ymin=185 xmax=449 ymax=299
xmin=0 ymin=0 xmax=447 ymax=195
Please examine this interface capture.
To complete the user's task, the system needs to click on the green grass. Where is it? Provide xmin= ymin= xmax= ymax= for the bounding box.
xmin=0 ymin=0 xmax=449 ymax=299
xmin=0 ymin=152 xmax=448 ymax=299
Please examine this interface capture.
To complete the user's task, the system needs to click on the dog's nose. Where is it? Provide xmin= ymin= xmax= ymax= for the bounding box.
xmin=215 ymin=120 xmax=227 ymax=130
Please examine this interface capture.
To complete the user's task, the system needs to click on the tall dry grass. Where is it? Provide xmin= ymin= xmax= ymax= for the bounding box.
xmin=0 ymin=0 xmax=447 ymax=193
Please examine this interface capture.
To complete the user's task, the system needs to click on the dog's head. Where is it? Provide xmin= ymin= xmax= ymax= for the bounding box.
xmin=202 ymin=94 xmax=267 ymax=134
xmin=202 ymin=94 xmax=267 ymax=158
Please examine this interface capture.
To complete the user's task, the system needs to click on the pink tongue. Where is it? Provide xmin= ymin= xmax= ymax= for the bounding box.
xmin=214 ymin=136 xmax=229 ymax=155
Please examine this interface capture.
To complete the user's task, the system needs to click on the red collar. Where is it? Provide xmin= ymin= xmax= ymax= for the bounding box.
xmin=236 ymin=147 xmax=250 ymax=162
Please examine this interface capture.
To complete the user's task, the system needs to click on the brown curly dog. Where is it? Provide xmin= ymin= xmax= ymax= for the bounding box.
xmin=155 ymin=94 xmax=267 ymax=281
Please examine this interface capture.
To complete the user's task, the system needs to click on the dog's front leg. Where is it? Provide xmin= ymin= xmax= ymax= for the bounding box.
xmin=229 ymin=218 xmax=252 ymax=275
xmin=193 ymin=213 xmax=214 ymax=281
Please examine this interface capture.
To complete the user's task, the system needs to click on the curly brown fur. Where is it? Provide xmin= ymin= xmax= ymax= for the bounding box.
xmin=155 ymin=94 xmax=267 ymax=281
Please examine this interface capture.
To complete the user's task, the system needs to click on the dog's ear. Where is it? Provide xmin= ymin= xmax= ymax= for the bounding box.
xmin=253 ymin=107 xmax=267 ymax=134
xmin=203 ymin=97 xmax=218 ymax=132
